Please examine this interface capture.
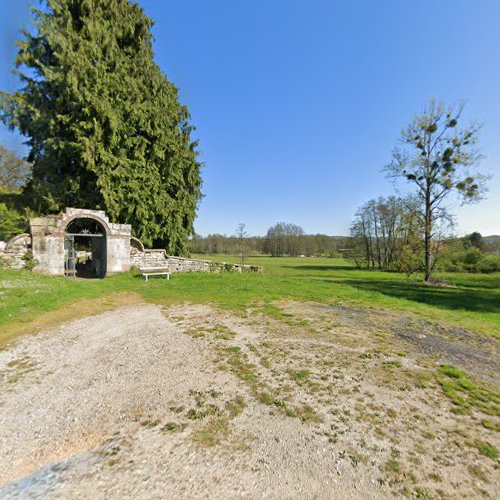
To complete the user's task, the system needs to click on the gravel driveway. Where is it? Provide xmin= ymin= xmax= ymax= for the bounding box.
xmin=0 ymin=303 xmax=498 ymax=499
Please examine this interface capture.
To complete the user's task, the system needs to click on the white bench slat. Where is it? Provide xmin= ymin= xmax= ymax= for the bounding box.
xmin=140 ymin=267 xmax=170 ymax=282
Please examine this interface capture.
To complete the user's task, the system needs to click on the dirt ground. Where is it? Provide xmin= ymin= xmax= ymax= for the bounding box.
xmin=0 ymin=302 xmax=498 ymax=499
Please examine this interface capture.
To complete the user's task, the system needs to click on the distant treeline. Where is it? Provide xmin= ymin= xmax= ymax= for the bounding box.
xmin=190 ymin=215 xmax=500 ymax=274
xmin=190 ymin=222 xmax=352 ymax=257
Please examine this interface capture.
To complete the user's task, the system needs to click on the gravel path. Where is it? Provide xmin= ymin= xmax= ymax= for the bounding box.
xmin=0 ymin=303 xmax=498 ymax=499
xmin=0 ymin=304 xmax=386 ymax=499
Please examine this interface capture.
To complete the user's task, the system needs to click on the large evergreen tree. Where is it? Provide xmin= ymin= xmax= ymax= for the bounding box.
xmin=0 ymin=0 xmax=202 ymax=253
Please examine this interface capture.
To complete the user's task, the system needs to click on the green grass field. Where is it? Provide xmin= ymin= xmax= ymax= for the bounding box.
xmin=1 ymin=255 xmax=499 ymax=343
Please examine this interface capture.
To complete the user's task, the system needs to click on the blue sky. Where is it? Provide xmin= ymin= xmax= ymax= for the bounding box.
xmin=1 ymin=0 xmax=499 ymax=236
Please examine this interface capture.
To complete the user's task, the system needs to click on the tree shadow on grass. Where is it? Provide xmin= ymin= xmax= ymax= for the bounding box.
xmin=283 ymin=264 xmax=357 ymax=272
xmin=332 ymin=278 xmax=500 ymax=313
xmin=444 ymin=276 xmax=500 ymax=290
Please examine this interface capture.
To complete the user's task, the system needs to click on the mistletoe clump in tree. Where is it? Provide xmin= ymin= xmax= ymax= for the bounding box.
xmin=386 ymin=100 xmax=487 ymax=281
xmin=0 ymin=0 xmax=202 ymax=253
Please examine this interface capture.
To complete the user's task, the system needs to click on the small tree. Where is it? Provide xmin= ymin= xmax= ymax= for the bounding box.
xmin=463 ymin=231 xmax=484 ymax=250
xmin=0 ymin=146 xmax=31 ymax=192
xmin=386 ymin=100 xmax=487 ymax=281
xmin=235 ymin=223 xmax=248 ymax=265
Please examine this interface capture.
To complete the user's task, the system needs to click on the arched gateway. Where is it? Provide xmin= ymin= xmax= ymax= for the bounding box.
xmin=30 ymin=208 xmax=131 ymax=277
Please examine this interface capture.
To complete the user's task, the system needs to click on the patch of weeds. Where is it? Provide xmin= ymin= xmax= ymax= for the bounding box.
xmin=189 ymin=391 xmax=248 ymax=447
xmin=414 ymin=372 xmax=433 ymax=389
xmin=223 ymin=347 xmax=259 ymax=385
xmin=287 ymin=368 xmax=310 ymax=383
xmin=258 ymin=391 xmax=274 ymax=405
xmin=259 ymin=356 xmax=271 ymax=369
xmin=359 ymin=351 xmax=374 ymax=359
xmin=186 ymin=408 xmax=206 ymax=420
xmin=421 ymin=430 xmax=435 ymax=441
xmin=185 ymin=324 xmax=236 ymax=341
xmin=161 ymin=422 xmax=187 ymax=435
xmin=246 ymin=343 xmax=258 ymax=354
xmin=3 ymin=356 xmax=38 ymax=384
xmin=192 ymin=418 xmax=229 ymax=447
xmin=212 ymin=324 xmax=237 ymax=341
xmin=185 ymin=327 xmax=206 ymax=339
xmin=100 ymin=444 xmax=121 ymax=464
xmin=386 ymin=408 xmax=397 ymax=419
xmin=342 ymin=449 xmax=368 ymax=467
xmin=468 ymin=464 xmax=489 ymax=482
xmin=225 ymin=395 xmax=246 ymax=417
xmin=140 ymin=418 xmax=160 ymax=428
xmin=481 ymin=419 xmax=500 ymax=431
xmin=382 ymin=360 xmax=402 ymax=369
xmin=186 ymin=400 xmax=223 ymax=421
xmin=258 ymin=391 xmax=286 ymax=408
xmin=285 ymin=404 xmax=323 ymax=423
xmin=306 ymin=380 xmax=322 ymax=393
xmin=413 ymin=487 xmax=432 ymax=500
xmin=106 ymin=446 xmax=120 ymax=456
xmin=169 ymin=405 xmax=185 ymax=414
xmin=427 ymin=472 xmax=442 ymax=482
xmin=384 ymin=458 xmax=401 ymax=474
xmin=414 ymin=442 xmax=427 ymax=455
xmin=189 ymin=389 xmax=206 ymax=406
xmin=474 ymin=440 xmax=498 ymax=460
xmin=450 ymin=427 xmax=468 ymax=438
xmin=436 ymin=365 xmax=500 ymax=416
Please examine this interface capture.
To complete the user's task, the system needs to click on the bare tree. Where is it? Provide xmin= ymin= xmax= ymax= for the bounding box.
xmin=385 ymin=100 xmax=487 ymax=281
xmin=350 ymin=195 xmax=425 ymax=272
xmin=235 ymin=223 xmax=248 ymax=265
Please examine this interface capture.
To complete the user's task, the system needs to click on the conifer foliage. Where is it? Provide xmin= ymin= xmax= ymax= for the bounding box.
xmin=0 ymin=0 xmax=202 ymax=253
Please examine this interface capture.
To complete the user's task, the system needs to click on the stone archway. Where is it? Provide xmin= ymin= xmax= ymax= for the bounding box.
xmin=30 ymin=208 xmax=131 ymax=276
xmin=64 ymin=218 xmax=107 ymax=278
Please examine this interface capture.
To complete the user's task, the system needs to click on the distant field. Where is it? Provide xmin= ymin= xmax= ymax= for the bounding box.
xmin=1 ymin=255 xmax=499 ymax=343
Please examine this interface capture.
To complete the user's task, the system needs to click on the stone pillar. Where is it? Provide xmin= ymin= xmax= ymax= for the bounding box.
xmin=30 ymin=215 xmax=65 ymax=275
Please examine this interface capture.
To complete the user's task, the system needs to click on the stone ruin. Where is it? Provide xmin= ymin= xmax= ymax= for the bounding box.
xmin=0 ymin=207 xmax=262 ymax=277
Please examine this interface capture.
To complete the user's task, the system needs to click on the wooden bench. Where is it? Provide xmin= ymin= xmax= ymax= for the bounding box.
xmin=140 ymin=267 xmax=171 ymax=282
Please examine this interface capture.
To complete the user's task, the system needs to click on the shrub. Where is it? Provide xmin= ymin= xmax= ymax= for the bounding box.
xmin=461 ymin=247 xmax=483 ymax=270
xmin=476 ymin=254 xmax=500 ymax=273
xmin=22 ymin=250 xmax=38 ymax=272
xmin=436 ymin=259 xmax=463 ymax=273
xmin=0 ymin=202 xmax=25 ymax=240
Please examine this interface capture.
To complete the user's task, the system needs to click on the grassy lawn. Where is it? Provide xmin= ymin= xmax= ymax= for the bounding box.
xmin=1 ymin=255 xmax=499 ymax=344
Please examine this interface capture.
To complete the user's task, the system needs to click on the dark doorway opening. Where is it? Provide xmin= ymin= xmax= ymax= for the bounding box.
xmin=65 ymin=218 xmax=107 ymax=278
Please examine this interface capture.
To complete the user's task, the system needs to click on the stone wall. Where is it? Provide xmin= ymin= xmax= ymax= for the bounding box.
xmin=132 ymin=249 xmax=262 ymax=274
xmin=1 ymin=211 xmax=262 ymax=276
xmin=0 ymin=234 xmax=31 ymax=269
